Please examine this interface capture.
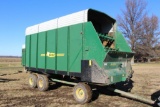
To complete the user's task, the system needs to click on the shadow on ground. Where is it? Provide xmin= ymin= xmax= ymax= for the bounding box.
xmin=0 ymin=78 xmax=19 ymax=82
xmin=91 ymin=79 xmax=134 ymax=101
xmin=91 ymin=79 xmax=155 ymax=106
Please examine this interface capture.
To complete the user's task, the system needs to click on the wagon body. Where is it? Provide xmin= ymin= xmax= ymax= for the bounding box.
xmin=22 ymin=9 xmax=134 ymax=85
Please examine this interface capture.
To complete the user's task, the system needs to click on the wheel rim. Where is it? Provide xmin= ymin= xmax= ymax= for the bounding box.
xmin=76 ymin=88 xmax=85 ymax=100
xmin=29 ymin=78 xmax=33 ymax=86
xmin=38 ymin=79 xmax=43 ymax=88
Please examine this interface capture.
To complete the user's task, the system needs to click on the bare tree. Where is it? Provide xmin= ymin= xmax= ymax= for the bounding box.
xmin=137 ymin=15 xmax=160 ymax=57
xmin=118 ymin=0 xmax=160 ymax=62
xmin=117 ymin=0 xmax=147 ymax=51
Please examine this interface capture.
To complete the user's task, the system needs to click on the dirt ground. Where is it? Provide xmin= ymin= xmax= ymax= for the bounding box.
xmin=0 ymin=59 xmax=160 ymax=107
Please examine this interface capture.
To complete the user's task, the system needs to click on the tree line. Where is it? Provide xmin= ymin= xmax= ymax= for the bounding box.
xmin=117 ymin=0 xmax=160 ymax=62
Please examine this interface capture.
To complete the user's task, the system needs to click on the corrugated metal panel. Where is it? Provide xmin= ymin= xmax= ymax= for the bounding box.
xmin=39 ymin=18 xmax=58 ymax=32
xmin=58 ymin=9 xmax=88 ymax=28
xmin=26 ymin=9 xmax=89 ymax=36
xmin=26 ymin=24 xmax=39 ymax=35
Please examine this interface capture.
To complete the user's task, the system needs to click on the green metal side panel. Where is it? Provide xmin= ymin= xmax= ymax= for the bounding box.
xmin=24 ymin=23 xmax=83 ymax=73
xmin=46 ymin=30 xmax=56 ymax=70
xmin=25 ymin=36 xmax=30 ymax=67
xmin=30 ymin=34 xmax=37 ymax=68
xmin=22 ymin=49 xmax=26 ymax=66
xmin=38 ymin=32 xmax=46 ymax=69
xmin=115 ymin=31 xmax=132 ymax=52
xmin=57 ymin=27 xmax=68 ymax=71
xmin=69 ymin=24 xmax=83 ymax=73
xmin=83 ymin=22 xmax=106 ymax=67
xmin=24 ymin=22 xmax=132 ymax=73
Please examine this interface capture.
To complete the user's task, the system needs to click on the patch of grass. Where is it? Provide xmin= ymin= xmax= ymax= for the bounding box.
xmin=0 ymin=58 xmax=23 ymax=74
xmin=0 ymin=57 xmax=21 ymax=62
xmin=0 ymin=62 xmax=22 ymax=68
xmin=133 ymin=62 xmax=160 ymax=66
xmin=0 ymin=58 xmax=22 ymax=68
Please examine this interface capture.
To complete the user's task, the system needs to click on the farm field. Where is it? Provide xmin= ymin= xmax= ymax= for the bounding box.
xmin=0 ymin=58 xmax=160 ymax=107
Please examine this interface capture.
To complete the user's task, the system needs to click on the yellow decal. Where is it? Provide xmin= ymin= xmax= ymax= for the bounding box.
xmin=46 ymin=52 xmax=55 ymax=57
xmin=57 ymin=53 xmax=65 ymax=56
xmin=41 ymin=54 xmax=46 ymax=56
xmin=89 ymin=60 xmax=92 ymax=66
xmin=41 ymin=52 xmax=64 ymax=57
xmin=110 ymin=63 xmax=116 ymax=66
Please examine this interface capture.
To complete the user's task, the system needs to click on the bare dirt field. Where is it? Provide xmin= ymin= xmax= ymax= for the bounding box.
xmin=0 ymin=58 xmax=160 ymax=107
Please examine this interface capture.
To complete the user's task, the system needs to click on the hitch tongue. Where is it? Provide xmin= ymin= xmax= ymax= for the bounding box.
xmin=107 ymin=87 xmax=155 ymax=105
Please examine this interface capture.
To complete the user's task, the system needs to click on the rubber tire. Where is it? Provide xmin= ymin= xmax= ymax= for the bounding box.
xmin=28 ymin=74 xmax=37 ymax=88
xmin=37 ymin=74 xmax=49 ymax=91
xmin=73 ymin=83 xmax=92 ymax=104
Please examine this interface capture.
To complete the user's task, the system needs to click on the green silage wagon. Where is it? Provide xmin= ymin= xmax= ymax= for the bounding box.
xmin=22 ymin=9 xmax=135 ymax=104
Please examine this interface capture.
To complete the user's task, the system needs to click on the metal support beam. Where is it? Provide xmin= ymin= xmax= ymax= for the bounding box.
xmin=107 ymin=87 xmax=154 ymax=105
xmin=51 ymin=78 xmax=77 ymax=86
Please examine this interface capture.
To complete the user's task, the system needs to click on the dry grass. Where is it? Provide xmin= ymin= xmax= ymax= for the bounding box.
xmin=0 ymin=58 xmax=21 ymax=68
xmin=0 ymin=57 xmax=21 ymax=62
xmin=0 ymin=57 xmax=23 ymax=75
xmin=0 ymin=58 xmax=160 ymax=107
